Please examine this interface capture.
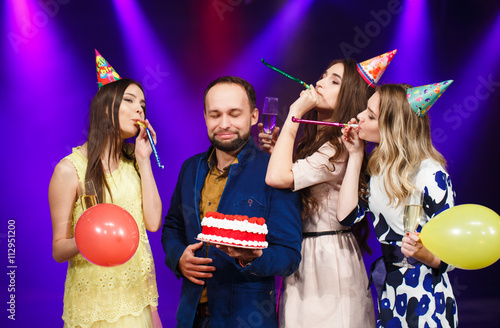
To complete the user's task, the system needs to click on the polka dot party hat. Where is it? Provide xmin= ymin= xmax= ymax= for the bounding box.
xmin=95 ymin=49 xmax=121 ymax=89
xmin=357 ymin=49 xmax=397 ymax=87
xmin=406 ymin=80 xmax=453 ymax=116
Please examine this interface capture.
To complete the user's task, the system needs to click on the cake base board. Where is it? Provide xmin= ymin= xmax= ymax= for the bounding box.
xmin=195 ymin=237 xmax=267 ymax=250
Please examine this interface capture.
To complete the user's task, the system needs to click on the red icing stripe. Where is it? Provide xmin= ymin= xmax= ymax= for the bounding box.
xmin=202 ymin=226 xmax=266 ymax=242
xmin=207 ymin=212 xmax=266 ymax=226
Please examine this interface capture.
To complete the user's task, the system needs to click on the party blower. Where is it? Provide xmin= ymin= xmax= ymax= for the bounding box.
xmin=261 ymin=59 xmax=360 ymax=129
xmin=261 ymin=59 xmax=311 ymax=89
xmin=291 ymin=116 xmax=359 ymax=128
xmin=137 ymin=121 xmax=164 ymax=169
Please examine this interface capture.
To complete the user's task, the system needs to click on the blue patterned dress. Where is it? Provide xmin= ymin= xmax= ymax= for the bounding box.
xmin=342 ymin=159 xmax=458 ymax=328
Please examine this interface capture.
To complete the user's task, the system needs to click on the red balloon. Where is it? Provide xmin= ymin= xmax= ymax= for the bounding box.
xmin=75 ymin=203 xmax=140 ymax=267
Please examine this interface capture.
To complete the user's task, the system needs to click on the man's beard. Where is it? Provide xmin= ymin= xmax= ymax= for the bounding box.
xmin=209 ymin=130 xmax=251 ymax=153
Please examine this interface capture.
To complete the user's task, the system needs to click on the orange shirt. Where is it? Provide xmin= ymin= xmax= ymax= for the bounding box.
xmin=198 ymin=150 xmax=238 ymax=304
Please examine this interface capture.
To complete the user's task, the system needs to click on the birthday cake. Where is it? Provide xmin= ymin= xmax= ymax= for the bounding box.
xmin=197 ymin=212 xmax=268 ymax=249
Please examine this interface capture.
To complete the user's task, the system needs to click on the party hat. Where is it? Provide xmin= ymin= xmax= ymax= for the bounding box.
xmin=357 ymin=49 xmax=397 ymax=87
xmin=95 ymin=49 xmax=121 ymax=88
xmin=406 ymin=80 xmax=453 ymax=116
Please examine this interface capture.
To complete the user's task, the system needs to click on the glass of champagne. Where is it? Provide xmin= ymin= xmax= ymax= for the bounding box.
xmin=393 ymin=189 xmax=424 ymax=269
xmin=261 ymin=97 xmax=278 ymax=134
xmin=79 ymin=180 xmax=98 ymax=211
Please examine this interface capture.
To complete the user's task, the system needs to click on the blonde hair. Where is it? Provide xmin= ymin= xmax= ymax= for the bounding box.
xmin=367 ymin=84 xmax=446 ymax=206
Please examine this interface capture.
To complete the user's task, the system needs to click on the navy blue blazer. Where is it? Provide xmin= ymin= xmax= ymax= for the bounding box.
xmin=162 ymin=138 xmax=302 ymax=327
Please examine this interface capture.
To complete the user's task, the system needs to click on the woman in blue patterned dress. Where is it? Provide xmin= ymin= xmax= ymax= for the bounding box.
xmin=337 ymin=83 xmax=458 ymax=328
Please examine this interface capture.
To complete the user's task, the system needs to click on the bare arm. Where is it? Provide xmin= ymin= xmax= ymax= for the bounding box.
xmin=337 ymin=123 xmax=365 ymax=221
xmin=48 ymin=160 xmax=80 ymax=263
xmin=266 ymin=86 xmax=317 ymax=189
xmin=135 ymin=120 xmax=162 ymax=232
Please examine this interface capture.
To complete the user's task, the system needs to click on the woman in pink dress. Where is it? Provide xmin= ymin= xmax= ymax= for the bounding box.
xmin=265 ymin=58 xmax=376 ymax=327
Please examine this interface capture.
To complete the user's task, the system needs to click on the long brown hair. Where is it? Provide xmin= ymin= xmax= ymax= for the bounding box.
xmin=368 ymin=83 xmax=446 ymax=206
xmin=294 ymin=59 xmax=374 ymax=254
xmin=85 ymin=78 xmax=145 ymax=203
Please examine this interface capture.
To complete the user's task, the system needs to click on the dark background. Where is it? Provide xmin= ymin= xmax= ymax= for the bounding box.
xmin=1 ymin=0 xmax=499 ymax=326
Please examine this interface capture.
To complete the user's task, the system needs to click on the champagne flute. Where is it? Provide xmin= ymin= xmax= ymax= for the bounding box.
xmin=393 ymin=189 xmax=424 ymax=269
xmin=261 ymin=97 xmax=278 ymax=134
xmin=79 ymin=180 xmax=98 ymax=211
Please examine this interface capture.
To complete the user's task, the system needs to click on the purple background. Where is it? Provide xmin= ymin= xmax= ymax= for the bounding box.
xmin=1 ymin=0 xmax=499 ymax=327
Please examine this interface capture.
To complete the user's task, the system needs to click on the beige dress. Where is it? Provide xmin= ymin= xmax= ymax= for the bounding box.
xmin=279 ymin=142 xmax=375 ymax=328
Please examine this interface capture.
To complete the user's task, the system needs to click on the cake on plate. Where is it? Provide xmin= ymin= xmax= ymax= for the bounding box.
xmin=197 ymin=212 xmax=268 ymax=249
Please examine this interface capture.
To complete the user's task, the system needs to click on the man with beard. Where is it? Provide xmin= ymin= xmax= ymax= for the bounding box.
xmin=162 ymin=76 xmax=302 ymax=328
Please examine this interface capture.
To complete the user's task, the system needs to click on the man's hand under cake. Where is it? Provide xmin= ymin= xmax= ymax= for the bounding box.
xmin=215 ymin=245 xmax=263 ymax=264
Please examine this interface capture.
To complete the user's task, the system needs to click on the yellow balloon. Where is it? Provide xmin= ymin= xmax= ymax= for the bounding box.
xmin=420 ymin=204 xmax=500 ymax=270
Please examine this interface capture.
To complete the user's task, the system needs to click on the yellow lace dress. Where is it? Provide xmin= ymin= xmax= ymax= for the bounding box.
xmin=61 ymin=147 xmax=159 ymax=328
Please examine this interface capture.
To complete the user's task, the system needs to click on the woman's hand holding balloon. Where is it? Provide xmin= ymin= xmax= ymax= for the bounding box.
xmin=401 ymin=232 xmax=442 ymax=269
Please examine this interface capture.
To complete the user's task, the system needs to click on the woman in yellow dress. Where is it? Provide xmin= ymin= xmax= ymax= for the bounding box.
xmin=48 ymin=51 xmax=162 ymax=327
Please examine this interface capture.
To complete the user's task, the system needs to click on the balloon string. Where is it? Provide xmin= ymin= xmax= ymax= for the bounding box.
xmin=261 ymin=59 xmax=310 ymax=90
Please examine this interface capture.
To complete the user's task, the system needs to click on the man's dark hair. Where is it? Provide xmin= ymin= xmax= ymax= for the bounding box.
xmin=203 ymin=76 xmax=256 ymax=111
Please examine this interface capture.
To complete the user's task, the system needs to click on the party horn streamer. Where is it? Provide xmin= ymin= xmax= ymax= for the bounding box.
xmin=137 ymin=121 xmax=164 ymax=169
xmin=261 ymin=59 xmax=310 ymax=90
xmin=291 ymin=116 xmax=358 ymax=128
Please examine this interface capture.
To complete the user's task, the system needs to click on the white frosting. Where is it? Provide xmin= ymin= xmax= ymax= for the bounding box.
xmin=201 ymin=216 xmax=268 ymax=234
xmin=197 ymin=233 xmax=268 ymax=248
